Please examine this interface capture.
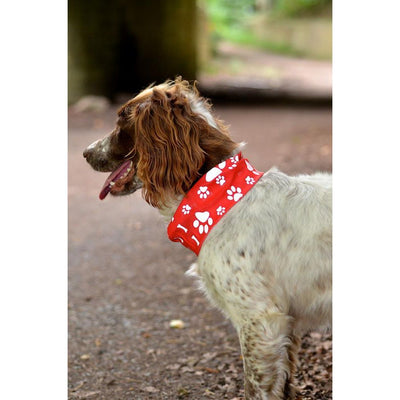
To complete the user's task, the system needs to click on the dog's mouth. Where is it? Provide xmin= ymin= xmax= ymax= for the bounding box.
xmin=99 ymin=159 xmax=136 ymax=200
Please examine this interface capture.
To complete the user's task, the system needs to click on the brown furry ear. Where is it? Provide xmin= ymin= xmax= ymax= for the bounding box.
xmin=134 ymin=87 xmax=206 ymax=207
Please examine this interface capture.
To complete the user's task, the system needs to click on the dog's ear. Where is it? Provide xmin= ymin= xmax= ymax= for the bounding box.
xmin=134 ymin=86 xmax=206 ymax=207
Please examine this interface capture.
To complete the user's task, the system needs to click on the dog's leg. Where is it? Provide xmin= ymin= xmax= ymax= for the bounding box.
xmin=238 ymin=313 xmax=296 ymax=400
xmin=284 ymin=333 xmax=300 ymax=399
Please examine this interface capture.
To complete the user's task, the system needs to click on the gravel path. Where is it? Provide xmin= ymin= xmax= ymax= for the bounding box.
xmin=69 ymin=103 xmax=332 ymax=399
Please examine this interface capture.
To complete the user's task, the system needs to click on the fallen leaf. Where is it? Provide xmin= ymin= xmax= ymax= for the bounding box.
xmin=73 ymin=391 xmax=100 ymax=399
xmin=178 ymin=387 xmax=190 ymax=397
xmin=204 ymin=367 xmax=220 ymax=374
xmin=166 ymin=363 xmax=181 ymax=370
xmin=195 ymin=370 xmax=204 ymax=376
xmin=71 ymin=381 xmax=85 ymax=392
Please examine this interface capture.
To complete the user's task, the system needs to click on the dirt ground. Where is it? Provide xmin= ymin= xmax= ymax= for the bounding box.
xmin=69 ymin=102 xmax=332 ymax=400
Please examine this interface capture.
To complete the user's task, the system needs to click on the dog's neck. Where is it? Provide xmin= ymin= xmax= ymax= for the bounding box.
xmin=158 ymin=143 xmax=246 ymax=222
xmin=159 ymin=197 xmax=183 ymax=222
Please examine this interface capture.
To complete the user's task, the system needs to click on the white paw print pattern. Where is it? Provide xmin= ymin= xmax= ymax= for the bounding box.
xmin=193 ymin=211 xmax=213 ymax=234
xmin=245 ymin=160 xmax=261 ymax=175
xmin=216 ymin=206 xmax=226 ymax=216
xmin=216 ymin=175 xmax=226 ymax=185
xmin=197 ymin=186 xmax=210 ymax=199
xmin=245 ymin=176 xmax=255 ymax=185
xmin=228 ymin=155 xmax=239 ymax=169
xmin=218 ymin=161 xmax=226 ymax=169
xmin=227 ymin=186 xmax=243 ymax=202
xmin=182 ymin=204 xmax=191 ymax=215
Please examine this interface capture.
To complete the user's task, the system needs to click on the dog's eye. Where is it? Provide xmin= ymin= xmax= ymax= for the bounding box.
xmin=118 ymin=129 xmax=128 ymax=140
xmin=117 ymin=128 xmax=134 ymax=147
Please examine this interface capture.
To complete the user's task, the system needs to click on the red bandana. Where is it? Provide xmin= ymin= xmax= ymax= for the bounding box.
xmin=167 ymin=153 xmax=264 ymax=255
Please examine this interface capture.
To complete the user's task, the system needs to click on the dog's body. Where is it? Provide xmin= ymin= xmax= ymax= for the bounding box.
xmin=83 ymin=79 xmax=332 ymax=400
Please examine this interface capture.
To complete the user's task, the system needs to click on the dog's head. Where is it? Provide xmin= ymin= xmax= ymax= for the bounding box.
xmin=83 ymin=78 xmax=238 ymax=208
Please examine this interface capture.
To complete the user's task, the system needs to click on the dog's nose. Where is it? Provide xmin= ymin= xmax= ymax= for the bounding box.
xmin=83 ymin=139 xmax=100 ymax=159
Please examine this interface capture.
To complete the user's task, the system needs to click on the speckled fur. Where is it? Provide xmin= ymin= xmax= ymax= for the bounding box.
xmin=164 ymin=167 xmax=332 ymax=400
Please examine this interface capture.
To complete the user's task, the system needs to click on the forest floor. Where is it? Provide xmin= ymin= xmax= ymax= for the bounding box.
xmin=69 ymin=99 xmax=332 ymax=399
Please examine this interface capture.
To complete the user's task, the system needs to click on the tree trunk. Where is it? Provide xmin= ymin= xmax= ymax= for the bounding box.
xmin=68 ymin=0 xmax=197 ymax=103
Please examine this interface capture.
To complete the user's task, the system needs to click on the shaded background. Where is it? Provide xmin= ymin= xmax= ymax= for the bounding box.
xmin=68 ymin=0 xmax=331 ymax=103
xmin=69 ymin=1 xmax=332 ymax=399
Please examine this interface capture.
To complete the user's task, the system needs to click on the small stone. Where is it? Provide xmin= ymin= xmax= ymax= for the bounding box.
xmin=169 ymin=319 xmax=185 ymax=329
xmin=143 ymin=386 xmax=159 ymax=393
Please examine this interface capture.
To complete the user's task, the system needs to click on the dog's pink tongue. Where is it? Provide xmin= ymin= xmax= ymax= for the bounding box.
xmin=99 ymin=160 xmax=133 ymax=200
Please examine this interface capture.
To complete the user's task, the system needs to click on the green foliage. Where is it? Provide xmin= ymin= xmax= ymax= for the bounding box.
xmin=272 ymin=0 xmax=332 ymax=18
xmin=206 ymin=0 xmax=255 ymax=28
xmin=216 ymin=25 xmax=300 ymax=56
xmin=204 ymin=0 xmax=330 ymax=56
xmin=205 ymin=0 xmax=300 ymax=56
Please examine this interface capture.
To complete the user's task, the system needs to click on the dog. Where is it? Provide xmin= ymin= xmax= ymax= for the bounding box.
xmin=83 ymin=78 xmax=332 ymax=400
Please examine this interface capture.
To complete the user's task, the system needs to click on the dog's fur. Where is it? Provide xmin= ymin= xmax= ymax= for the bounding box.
xmin=83 ymin=78 xmax=332 ymax=400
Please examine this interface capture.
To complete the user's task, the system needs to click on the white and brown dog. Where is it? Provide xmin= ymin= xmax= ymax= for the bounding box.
xmin=83 ymin=78 xmax=332 ymax=400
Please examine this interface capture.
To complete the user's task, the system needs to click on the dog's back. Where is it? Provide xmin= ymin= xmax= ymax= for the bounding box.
xmin=196 ymin=168 xmax=332 ymax=331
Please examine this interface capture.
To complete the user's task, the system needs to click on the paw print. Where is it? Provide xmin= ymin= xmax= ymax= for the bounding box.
xmin=245 ymin=176 xmax=255 ymax=185
xmin=216 ymin=206 xmax=226 ymax=216
xmin=218 ymin=161 xmax=226 ymax=169
xmin=193 ymin=211 xmax=213 ymax=234
xmin=245 ymin=160 xmax=261 ymax=175
xmin=229 ymin=155 xmax=239 ymax=169
xmin=227 ymin=186 xmax=243 ymax=202
xmin=182 ymin=204 xmax=191 ymax=215
xmin=197 ymin=186 xmax=210 ymax=199
xmin=216 ymin=175 xmax=226 ymax=186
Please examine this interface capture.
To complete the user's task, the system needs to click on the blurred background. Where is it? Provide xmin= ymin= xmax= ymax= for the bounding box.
xmin=68 ymin=0 xmax=331 ymax=103
xmin=69 ymin=1 xmax=332 ymax=399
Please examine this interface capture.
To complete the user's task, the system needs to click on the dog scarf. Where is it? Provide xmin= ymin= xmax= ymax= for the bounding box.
xmin=167 ymin=153 xmax=264 ymax=255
